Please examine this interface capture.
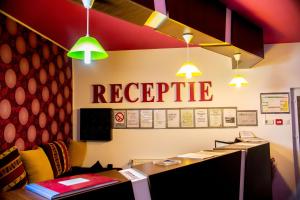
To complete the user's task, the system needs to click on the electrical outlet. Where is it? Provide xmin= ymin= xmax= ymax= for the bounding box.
xmin=265 ymin=119 xmax=274 ymax=125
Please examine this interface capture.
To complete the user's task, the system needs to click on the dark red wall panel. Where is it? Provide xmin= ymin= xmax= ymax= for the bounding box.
xmin=0 ymin=14 xmax=73 ymax=151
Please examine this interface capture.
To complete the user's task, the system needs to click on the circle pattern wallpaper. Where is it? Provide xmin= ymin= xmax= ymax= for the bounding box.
xmin=0 ymin=14 xmax=72 ymax=151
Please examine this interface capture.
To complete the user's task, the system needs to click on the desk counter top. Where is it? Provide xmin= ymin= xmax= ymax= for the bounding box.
xmin=134 ymin=149 xmax=239 ymax=176
xmin=215 ymin=141 xmax=269 ymax=150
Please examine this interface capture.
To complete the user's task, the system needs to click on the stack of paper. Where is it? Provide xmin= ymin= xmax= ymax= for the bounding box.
xmin=177 ymin=151 xmax=225 ymax=159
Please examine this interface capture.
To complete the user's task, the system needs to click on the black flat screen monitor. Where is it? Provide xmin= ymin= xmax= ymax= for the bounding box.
xmin=80 ymin=108 xmax=112 ymax=141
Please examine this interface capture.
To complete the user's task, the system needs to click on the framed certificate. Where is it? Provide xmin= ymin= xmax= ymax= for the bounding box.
xmin=167 ymin=109 xmax=180 ymax=128
xmin=195 ymin=109 xmax=208 ymax=128
xmin=260 ymin=93 xmax=290 ymax=114
xmin=208 ymin=108 xmax=222 ymax=128
xmin=154 ymin=109 xmax=166 ymax=128
xmin=223 ymin=108 xmax=237 ymax=127
xmin=180 ymin=109 xmax=194 ymax=128
xmin=237 ymin=110 xmax=258 ymax=126
xmin=126 ymin=110 xmax=140 ymax=128
xmin=140 ymin=109 xmax=153 ymax=128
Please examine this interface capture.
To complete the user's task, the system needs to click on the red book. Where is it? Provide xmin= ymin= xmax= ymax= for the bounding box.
xmin=25 ymin=173 xmax=119 ymax=199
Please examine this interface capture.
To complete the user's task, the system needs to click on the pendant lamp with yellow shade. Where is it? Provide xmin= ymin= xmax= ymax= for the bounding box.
xmin=176 ymin=33 xmax=202 ymax=79
xmin=228 ymin=53 xmax=248 ymax=87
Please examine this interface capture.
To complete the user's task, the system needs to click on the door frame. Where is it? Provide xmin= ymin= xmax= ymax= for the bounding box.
xmin=291 ymin=88 xmax=300 ymax=184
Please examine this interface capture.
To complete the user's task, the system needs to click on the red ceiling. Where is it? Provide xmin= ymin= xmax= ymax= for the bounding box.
xmin=0 ymin=0 xmax=299 ymax=51
xmin=221 ymin=0 xmax=300 ymax=44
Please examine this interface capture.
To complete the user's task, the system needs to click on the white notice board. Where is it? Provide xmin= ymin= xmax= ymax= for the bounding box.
xmin=260 ymin=93 xmax=290 ymax=114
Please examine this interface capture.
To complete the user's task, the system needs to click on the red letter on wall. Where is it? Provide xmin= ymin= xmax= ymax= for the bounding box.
xmin=110 ymin=84 xmax=123 ymax=103
xmin=141 ymin=83 xmax=155 ymax=102
xmin=92 ymin=84 xmax=107 ymax=103
xmin=199 ymin=81 xmax=213 ymax=101
xmin=124 ymin=83 xmax=139 ymax=103
xmin=157 ymin=82 xmax=169 ymax=102
xmin=188 ymin=82 xmax=196 ymax=102
xmin=171 ymin=82 xmax=186 ymax=102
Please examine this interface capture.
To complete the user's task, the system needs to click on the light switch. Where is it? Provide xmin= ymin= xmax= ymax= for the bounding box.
xmin=265 ymin=119 xmax=274 ymax=125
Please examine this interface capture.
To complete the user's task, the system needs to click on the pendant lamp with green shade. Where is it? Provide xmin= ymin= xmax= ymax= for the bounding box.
xmin=67 ymin=0 xmax=108 ymax=64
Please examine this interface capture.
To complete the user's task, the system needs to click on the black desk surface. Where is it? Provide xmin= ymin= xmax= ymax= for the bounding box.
xmin=216 ymin=141 xmax=273 ymax=200
xmin=134 ymin=150 xmax=242 ymax=200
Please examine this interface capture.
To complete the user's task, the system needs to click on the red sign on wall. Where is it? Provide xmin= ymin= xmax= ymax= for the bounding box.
xmin=92 ymin=81 xmax=213 ymax=103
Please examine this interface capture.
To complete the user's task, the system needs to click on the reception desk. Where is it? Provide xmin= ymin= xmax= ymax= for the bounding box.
xmin=134 ymin=150 xmax=242 ymax=200
xmin=0 ymin=142 xmax=271 ymax=200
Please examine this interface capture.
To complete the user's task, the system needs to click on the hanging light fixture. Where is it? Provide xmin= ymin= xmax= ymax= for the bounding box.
xmin=176 ymin=33 xmax=202 ymax=79
xmin=67 ymin=0 xmax=108 ymax=64
xmin=228 ymin=53 xmax=248 ymax=87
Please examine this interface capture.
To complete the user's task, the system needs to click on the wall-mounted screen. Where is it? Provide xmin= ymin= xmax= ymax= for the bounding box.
xmin=80 ymin=108 xmax=112 ymax=141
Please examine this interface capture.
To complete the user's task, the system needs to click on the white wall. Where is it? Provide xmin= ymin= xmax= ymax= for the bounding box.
xmin=72 ymin=43 xmax=300 ymax=199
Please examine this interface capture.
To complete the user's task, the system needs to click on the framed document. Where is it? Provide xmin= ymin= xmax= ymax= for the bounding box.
xmin=140 ymin=110 xmax=153 ymax=128
xmin=260 ymin=93 xmax=290 ymax=114
xmin=113 ymin=110 xmax=126 ymax=129
xmin=237 ymin=110 xmax=258 ymax=126
xmin=195 ymin=109 xmax=208 ymax=128
xmin=180 ymin=109 xmax=194 ymax=128
xmin=126 ymin=110 xmax=140 ymax=128
xmin=154 ymin=109 xmax=166 ymax=128
xmin=167 ymin=109 xmax=180 ymax=128
xmin=208 ymin=108 xmax=222 ymax=128
xmin=223 ymin=108 xmax=237 ymax=127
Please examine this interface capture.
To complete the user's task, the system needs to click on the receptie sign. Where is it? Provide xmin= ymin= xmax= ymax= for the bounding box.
xmin=91 ymin=81 xmax=213 ymax=103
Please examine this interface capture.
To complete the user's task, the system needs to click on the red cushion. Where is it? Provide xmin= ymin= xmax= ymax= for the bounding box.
xmin=0 ymin=146 xmax=27 ymax=191
xmin=42 ymin=141 xmax=71 ymax=177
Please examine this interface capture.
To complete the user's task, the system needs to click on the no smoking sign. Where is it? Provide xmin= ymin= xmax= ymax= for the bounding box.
xmin=113 ymin=110 xmax=126 ymax=128
xmin=115 ymin=112 xmax=124 ymax=122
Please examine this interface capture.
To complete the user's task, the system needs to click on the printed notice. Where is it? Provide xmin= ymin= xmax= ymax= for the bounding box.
xmin=180 ymin=109 xmax=194 ymax=128
xmin=237 ymin=110 xmax=258 ymax=126
xmin=167 ymin=109 xmax=180 ymax=128
xmin=113 ymin=110 xmax=126 ymax=128
xmin=195 ymin=109 xmax=208 ymax=128
xmin=140 ymin=110 xmax=153 ymax=128
xmin=223 ymin=108 xmax=237 ymax=127
xmin=154 ymin=110 xmax=166 ymax=128
xmin=127 ymin=110 xmax=140 ymax=128
xmin=209 ymin=108 xmax=222 ymax=127
xmin=260 ymin=93 xmax=289 ymax=113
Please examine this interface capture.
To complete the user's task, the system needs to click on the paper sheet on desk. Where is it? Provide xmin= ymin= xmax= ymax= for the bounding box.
xmin=119 ymin=168 xmax=147 ymax=182
xmin=177 ymin=151 xmax=225 ymax=159
xmin=237 ymin=142 xmax=259 ymax=146
xmin=238 ymin=137 xmax=265 ymax=142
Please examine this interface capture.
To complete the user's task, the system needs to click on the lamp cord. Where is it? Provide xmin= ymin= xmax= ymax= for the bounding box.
xmin=236 ymin=57 xmax=239 ymax=73
xmin=86 ymin=7 xmax=89 ymax=36
xmin=186 ymin=41 xmax=190 ymax=62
